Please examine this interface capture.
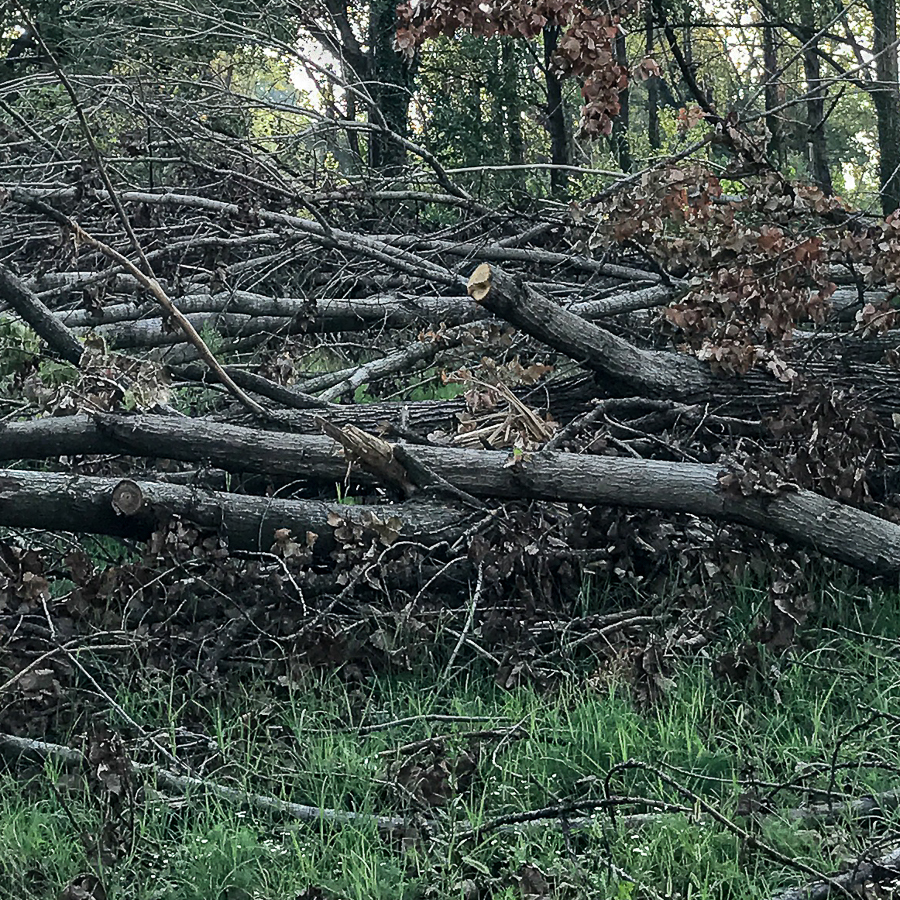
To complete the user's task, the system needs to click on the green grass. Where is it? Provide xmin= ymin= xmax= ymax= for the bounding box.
xmin=4 ymin=582 xmax=900 ymax=899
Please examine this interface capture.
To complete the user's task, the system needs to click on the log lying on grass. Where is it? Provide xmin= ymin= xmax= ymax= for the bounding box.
xmin=3 ymin=414 xmax=900 ymax=574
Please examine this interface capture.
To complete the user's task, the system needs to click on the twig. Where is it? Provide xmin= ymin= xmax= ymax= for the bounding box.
xmin=460 ymin=796 xmax=693 ymax=841
xmin=560 ymin=615 xmax=660 ymax=654
xmin=440 ymin=563 xmax=485 ymax=682
xmin=12 ymin=192 xmax=267 ymax=417
xmin=357 ymin=712 xmax=505 ymax=736
xmin=0 ymin=732 xmax=408 ymax=831
xmin=379 ymin=724 xmax=527 ymax=757
xmin=605 ymin=760 xmax=854 ymax=899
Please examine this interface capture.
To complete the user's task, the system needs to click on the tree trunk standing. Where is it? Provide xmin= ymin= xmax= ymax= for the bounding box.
xmin=763 ymin=21 xmax=782 ymax=163
xmin=802 ymin=44 xmax=833 ymax=194
xmin=344 ymin=75 xmax=362 ymax=163
xmin=501 ymin=40 xmax=525 ymax=165
xmin=542 ymin=25 xmax=570 ymax=196
xmin=869 ymin=0 xmax=900 ymax=215
xmin=681 ymin=22 xmax=693 ymax=79
xmin=366 ymin=0 xmax=415 ymax=171
xmin=797 ymin=0 xmax=833 ymax=193
xmin=645 ymin=9 xmax=661 ymax=151
xmin=612 ymin=29 xmax=633 ymax=171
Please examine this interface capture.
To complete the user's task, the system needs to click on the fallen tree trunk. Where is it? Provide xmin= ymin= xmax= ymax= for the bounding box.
xmin=0 ymin=468 xmax=469 ymax=552
xmin=52 ymin=285 xmax=672 ymax=347
xmin=59 ymin=292 xmax=485 ymax=332
xmin=467 ymin=263 xmax=712 ymax=398
xmin=3 ymin=414 xmax=900 ymax=574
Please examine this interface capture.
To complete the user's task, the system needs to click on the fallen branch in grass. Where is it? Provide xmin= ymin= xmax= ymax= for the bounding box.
xmin=771 ymin=844 xmax=900 ymax=900
xmin=605 ymin=759 xmax=851 ymax=898
xmin=459 ymin=797 xmax=695 ymax=841
xmin=466 ymin=784 xmax=900 ymax=840
xmin=0 ymin=732 xmax=408 ymax=831
xmin=356 ymin=714 xmax=509 ymax=735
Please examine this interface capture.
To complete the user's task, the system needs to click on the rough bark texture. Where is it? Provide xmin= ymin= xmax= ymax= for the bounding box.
xmin=645 ymin=8 xmax=661 ymax=151
xmin=763 ymin=22 xmax=782 ymax=162
xmin=870 ymin=0 xmax=900 ymax=214
xmin=502 ymin=40 xmax=525 ymax=165
xmin=0 ymin=468 xmax=468 ymax=553
xmin=802 ymin=42 xmax=833 ymax=195
xmin=467 ymin=263 xmax=710 ymax=398
xmin=5 ymin=414 xmax=900 ymax=575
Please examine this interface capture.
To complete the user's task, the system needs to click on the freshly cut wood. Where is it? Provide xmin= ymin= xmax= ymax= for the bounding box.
xmin=467 ymin=263 xmax=710 ymax=398
xmin=111 ymin=478 xmax=143 ymax=515
xmin=0 ymin=468 xmax=468 ymax=552
xmin=3 ymin=414 xmax=900 ymax=574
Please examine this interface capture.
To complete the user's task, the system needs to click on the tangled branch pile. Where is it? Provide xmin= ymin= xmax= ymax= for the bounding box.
xmin=1 ymin=6 xmax=900 ymax=694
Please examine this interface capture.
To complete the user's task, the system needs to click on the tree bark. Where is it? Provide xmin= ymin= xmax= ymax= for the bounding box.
xmin=366 ymin=0 xmax=415 ymax=171
xmin=645 ymin=9 xmax=661 ymax=151
xmin=467 ymin=263 xmax=709 ymax=397
xmin=0 ymin=468 xmax=467 ymax=553
xmin=763 ymin=20 xmax=782 ymax=162
xmin=58 ymin=285 xmax=673 ymax=345
xmin=4 ymin=416 xmax=900 ymax=575
xmin=542 ymin=26 xmax=570 ymax=196
xmin=501 ymin=40 xmax=525 ymax=166
xmin=869 ymin=0 xmax=900 ymax=214
xmin=612 ymin=30 xmax=633 ymax=171
xmin=0 ymin=263 xmax=83 ymax=364
xmin=798 ymin=0 xmax=833 ymax=194
xmin=802 ymin=44 xmax=833 ymax=194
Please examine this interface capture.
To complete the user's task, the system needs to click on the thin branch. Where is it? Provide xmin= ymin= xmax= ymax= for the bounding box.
xmin=13 ymin=193 xmax=267 ymax=417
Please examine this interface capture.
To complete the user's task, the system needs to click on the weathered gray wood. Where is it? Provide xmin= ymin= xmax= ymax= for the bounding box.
xmin=0 ymin=467 xmax=468 ymax=552
xmin=3 ymin=414 xmax=900 ymax=574
xmin=467 ymin=263 xmax=712 ymax=398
